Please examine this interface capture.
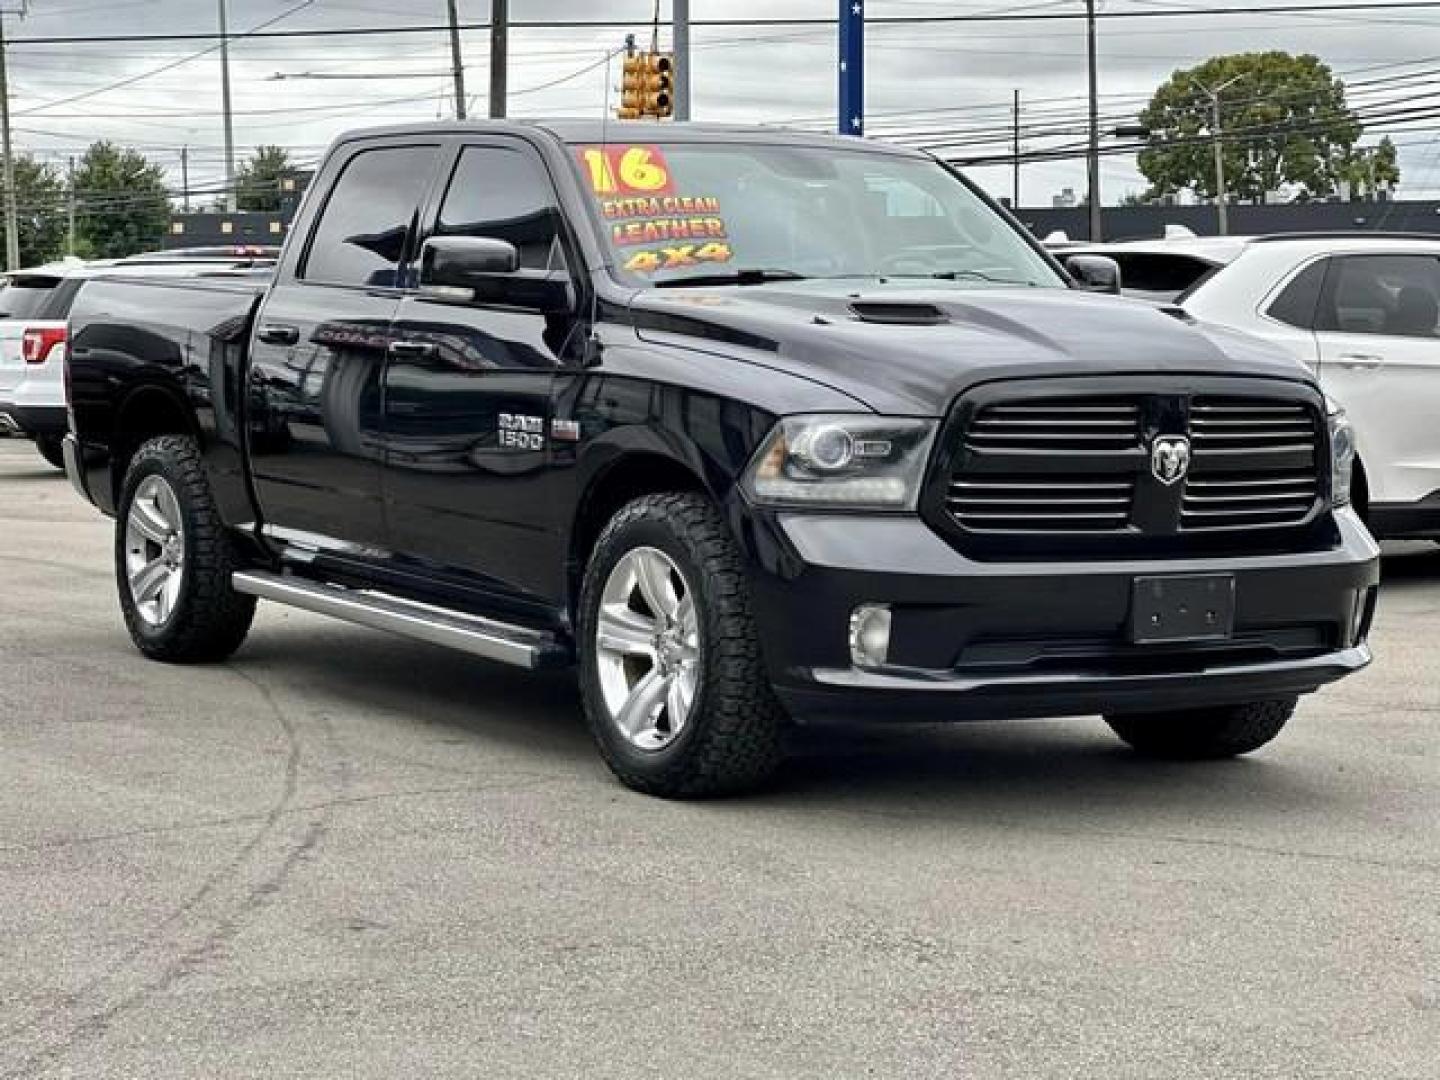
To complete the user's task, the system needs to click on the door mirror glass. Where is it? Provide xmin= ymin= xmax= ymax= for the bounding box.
xmin=419 ymin=236 xmax=574 ymax=314
xmin=1065 ymin=254 xmax=1122 ymax=295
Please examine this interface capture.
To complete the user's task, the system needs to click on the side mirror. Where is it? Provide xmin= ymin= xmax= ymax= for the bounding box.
xmin=1065 ymin=254 xmax=1122 ymax=295
xmin=419 ymin=236 xmax=575 ymax=314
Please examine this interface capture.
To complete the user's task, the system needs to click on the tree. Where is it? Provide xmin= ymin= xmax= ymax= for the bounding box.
xmin=235 ymin=145 xmax=293 ymax=212
xmin=1138 ymin=52 xmax=1362 ymax=204
xmin=73 ymin=141 xmax=170 ymax=259
xmin=1 ymin=156 xmax=68 ymax=267
xmin=1337 ymin=136 xmax=1401 ymax=198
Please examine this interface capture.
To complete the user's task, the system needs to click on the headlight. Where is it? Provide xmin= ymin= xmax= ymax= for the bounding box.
xmin=1326 ymin=396 xmax=1355 ymax=508
xmin=743 ymin=415 xmax=938 ymax=510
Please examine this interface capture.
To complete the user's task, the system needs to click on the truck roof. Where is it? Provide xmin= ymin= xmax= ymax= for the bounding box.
xmin=330 ymin=119 xmax=933 ymax=157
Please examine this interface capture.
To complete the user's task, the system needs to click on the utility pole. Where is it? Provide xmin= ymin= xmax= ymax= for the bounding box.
xmin=838 ymin=0 xmax=863 ymax=136
xmin=446 ymin=0 xmax=467 ymax=120
xmin=180 ymin=147 xmax=191 ymax=213
xmin=489 ymin=0 xmax=507 ymax=119
xmin=1084 ymin=0 xmax=1101 ymax=241
xmin=0 ymin=12 xmax=19 ymax=272
xmin=1012 ymin=89 xmax=1021 ymax=209
xmin=1192 ymin=74 xmax=1244 ymax=236
xmin=66 ymin=156 xmax=76 ymax=256
xmin=218 ymin=0 xmax=236 ymax=213
xmin=673 ymin=0 xmax=691 ymax=120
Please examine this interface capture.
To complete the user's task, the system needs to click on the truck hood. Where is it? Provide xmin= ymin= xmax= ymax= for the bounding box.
xmin=628 ymin=281 xmax=1311 ymax=415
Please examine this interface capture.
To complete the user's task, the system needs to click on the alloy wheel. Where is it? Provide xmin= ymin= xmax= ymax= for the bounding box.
xmin=593 ymin=546 xmax=701 ymax=751
xmin=124 ymin=475 xmax=186 ymax=627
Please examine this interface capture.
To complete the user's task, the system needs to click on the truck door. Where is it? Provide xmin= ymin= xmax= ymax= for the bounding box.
xmin=1312 ymin=253 xmax=1440 ymax=509
xmin=381 ymin=141 xmax=584 ymax=611
xmin=246 ymin=142 xmax=440 ymax=551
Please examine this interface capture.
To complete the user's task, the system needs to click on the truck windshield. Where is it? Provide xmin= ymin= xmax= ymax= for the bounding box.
xmin=569 ymin=140 xmax=1061 ymax=288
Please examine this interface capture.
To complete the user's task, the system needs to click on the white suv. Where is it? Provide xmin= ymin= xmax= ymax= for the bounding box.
xmin=0 ymin=252 xmax=277 ymax=469
xmin=1073 ymin=233 xmax=1440 ymax=540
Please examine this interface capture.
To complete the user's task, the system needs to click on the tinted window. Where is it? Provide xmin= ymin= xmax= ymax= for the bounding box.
xmin=1319 ymin=254 xmax=1440 ymax=338
xmin=303 ymin=146 xmax=438 ymax=287
xmin=0 ymin=276 xmax=62 ymax=319
xmin=1107 ymin=253 xmax=1218 ymax=302
xmin=1266 ymin=260 xmax=1327 ymax=329
xmin=436 ymin=146 xmax=564 ymax=270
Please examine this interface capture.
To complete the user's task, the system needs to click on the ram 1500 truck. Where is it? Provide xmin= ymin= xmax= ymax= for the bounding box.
xmin=63 ymin=121 xmax=1380 ymax=796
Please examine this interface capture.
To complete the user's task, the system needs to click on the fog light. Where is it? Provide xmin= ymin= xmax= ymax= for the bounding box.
xmin=849 ymin=604 xmax=893 ymax=669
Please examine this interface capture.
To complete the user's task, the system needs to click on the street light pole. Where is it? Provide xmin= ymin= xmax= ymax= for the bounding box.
xmin=0 ymin=12 xmax=19 ymax=271
xmin=446 ymin=0 xmax=467 ymax=120
xmin=218 ymin=0 xmax=236 ymax=213
xmin=673 ymin=0 xmax=691 ymax=121
xmin=1192 ymin=74 xmax=1244 ymax=236
xmin=489 ymin=0 xmax=507 ymax=119
xmin=1084 ymin=0 xmax=1102 ymax=241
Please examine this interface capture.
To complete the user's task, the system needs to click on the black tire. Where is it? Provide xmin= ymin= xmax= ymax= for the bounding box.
xmin=578 ymin=492 xmax=786 ymax=797
xmin=35 ymin=435 xmax=65 ymax=470
xmin=116 ymin=435 xmax=256 ymax=663
xmin=1105 ymin=699 xmax=1297 ymax=760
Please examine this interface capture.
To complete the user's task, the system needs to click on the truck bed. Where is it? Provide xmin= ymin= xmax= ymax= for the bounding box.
xmin=66 ymin=273 xmax=269 ymax=519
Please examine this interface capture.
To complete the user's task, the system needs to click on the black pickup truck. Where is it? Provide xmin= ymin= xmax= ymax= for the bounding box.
xmin=63 ymin=121 xmax=1379 ymax=796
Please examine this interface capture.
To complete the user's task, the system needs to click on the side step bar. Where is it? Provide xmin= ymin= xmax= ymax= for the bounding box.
xmin=232 ymin=570 xmax=571 ymax=670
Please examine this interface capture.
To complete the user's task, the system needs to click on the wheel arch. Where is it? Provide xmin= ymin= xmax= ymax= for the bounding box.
xmin=110 ymin=382 xmax=201 ymax=509
xmin=567 ymin=441 xmax=726 ymax=615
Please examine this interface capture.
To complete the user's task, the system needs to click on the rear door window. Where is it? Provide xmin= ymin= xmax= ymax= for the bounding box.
xmin=302 ymin=145 xmax=439 ymax=288
xmin=0 ymin=276 xmax=63 ymax=319
xmin=1318 ymin=254 xmax=1440 ymax=338
xmin=1265 ymin=260 xmax=1327 ymax=329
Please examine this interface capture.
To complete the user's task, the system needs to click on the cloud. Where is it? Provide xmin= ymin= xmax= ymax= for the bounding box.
xmin=5 ymin=0 xmax=1438 ymax=203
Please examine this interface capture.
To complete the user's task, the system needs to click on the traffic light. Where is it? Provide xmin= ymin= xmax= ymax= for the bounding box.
xmin=617 ymin=51 xmax=675 ymax=120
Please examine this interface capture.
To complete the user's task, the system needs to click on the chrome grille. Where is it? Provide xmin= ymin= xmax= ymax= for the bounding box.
xmin=1190 ymin=399 xmax=1317 ymax=453
xmin=966 ymin=398 xmax=1140 ymax=452
xmin=946 ymin=476 xmax=1135 ymax=533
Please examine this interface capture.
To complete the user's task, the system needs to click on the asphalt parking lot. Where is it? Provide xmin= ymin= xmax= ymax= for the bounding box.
xmin=1 ymin=437 xmax=1436 ymax=1080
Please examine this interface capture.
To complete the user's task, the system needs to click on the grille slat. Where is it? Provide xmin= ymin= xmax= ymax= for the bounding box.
xmin=965 ymin=398 xmax=1140 ymax=452
xmin=946 ymin=392 xmax=1324 ymax=543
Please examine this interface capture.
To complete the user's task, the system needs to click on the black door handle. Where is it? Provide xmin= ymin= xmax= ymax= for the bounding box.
xmin=388 ymin=340 xmax=439 ymax=359
xmin=256 ymin=323 xmax=300 ymax=346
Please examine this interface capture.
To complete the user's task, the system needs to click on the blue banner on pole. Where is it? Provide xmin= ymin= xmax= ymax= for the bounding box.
xmin=839 ymin=0 xmax=863 ymax=136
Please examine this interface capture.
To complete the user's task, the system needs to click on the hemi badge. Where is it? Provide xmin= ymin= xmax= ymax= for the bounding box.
xmin=551 ymin=419 xmax=581 ymax=442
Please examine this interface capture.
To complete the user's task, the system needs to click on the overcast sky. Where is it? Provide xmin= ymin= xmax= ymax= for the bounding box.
xmin=6 ymin=0 xmax=1440 ymax=207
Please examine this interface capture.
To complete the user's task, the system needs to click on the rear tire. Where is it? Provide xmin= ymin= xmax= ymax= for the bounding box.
xmin=1105 ymin=699 xmax=1296 ymax=760
xmin=578 ymin=492 xmax=786 ymax=797
xmin=116 ymin=435 xmax=256 ymax=663
xmin=35 ymin=435 xmax=65 ymax=470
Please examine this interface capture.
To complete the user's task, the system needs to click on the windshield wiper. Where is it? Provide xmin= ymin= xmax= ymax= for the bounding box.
xmin=655 ymin=269 xmax=809 ymax=288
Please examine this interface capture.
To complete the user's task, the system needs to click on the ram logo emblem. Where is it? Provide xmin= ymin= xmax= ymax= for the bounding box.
xmin=1150 ymin=435 xmax=1192 ymax=486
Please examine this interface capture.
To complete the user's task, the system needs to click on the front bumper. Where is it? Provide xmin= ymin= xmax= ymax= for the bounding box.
xmin=741 ymin=506 xmax=1380 ymax=723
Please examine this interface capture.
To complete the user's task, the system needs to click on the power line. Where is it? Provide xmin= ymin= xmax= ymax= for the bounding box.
xmin=11 ymin=4 xmax=1440 ymax=46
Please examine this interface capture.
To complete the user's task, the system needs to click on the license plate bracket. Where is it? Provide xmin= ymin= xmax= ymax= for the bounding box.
xmin=1129 ymin=574 xmax=1235 ymax=644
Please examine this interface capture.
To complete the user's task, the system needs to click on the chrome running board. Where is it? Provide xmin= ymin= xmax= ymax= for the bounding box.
xmin=232 ymin=570 xmax=569 ymax=670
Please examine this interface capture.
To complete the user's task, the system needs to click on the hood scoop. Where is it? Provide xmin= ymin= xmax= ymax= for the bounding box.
xmin=848 ymin=300 xmax=950 ymax=326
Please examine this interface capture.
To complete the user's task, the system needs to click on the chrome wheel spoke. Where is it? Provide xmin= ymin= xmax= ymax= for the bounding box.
xmin=596 ymin=603 xmax=658 ymax=658
xmin=130 ymin=556 xmax=170 ymax=604
xmin=156 ymin=483 xmax=182 ymax=531
xmin=130 ymin=499 xmax=170 ymax=544
xmin=634 ymin=549 xmax=679 ymax=621
xmin=665 ymin=675 xmax=691 ymax=735
xmin=616 ymin=666 xmax=673 ymax=739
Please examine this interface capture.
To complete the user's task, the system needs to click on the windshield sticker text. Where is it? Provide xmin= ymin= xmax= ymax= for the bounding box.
xmin=577 ymin=145 xmax=675 ymax=197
